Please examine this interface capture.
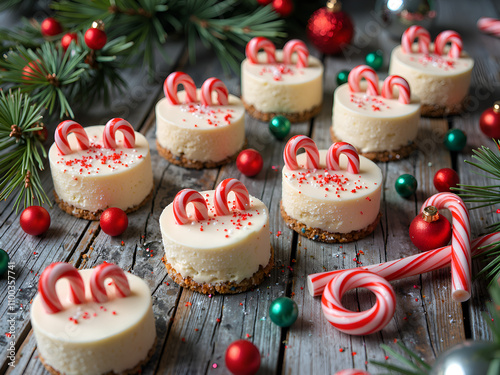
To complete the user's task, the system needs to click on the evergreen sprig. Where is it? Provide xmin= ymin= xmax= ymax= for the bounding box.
xmin=370 ymin=341 xmax=431 ymax=375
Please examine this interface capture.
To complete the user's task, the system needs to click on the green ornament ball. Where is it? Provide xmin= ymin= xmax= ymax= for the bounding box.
xmin=395 ymin=174 xmax=418 ymax=198
xmin=269 ymin=116 xmax=291 ymax=140
xmin=269 ymin=296 xmax=298 ymax=327
xmin=0 ymin=248 xmax=9 ymax=276
xmin=365 ymin=50 xmax=384 ymax=71
xmin=444 ymin=129 xmax=467 ymax=152
xmin=336 ymin=69 xmax=350 ymax=86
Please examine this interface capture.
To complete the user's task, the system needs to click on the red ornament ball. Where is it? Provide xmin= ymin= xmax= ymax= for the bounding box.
xmin=84 ymin=27 xmax=107 ymax=50
xmin=236 ymin=149 xmax=264 ymax=177
xmin=20 ymin=206 xmax=51 ymax=236
xmin=22 ymin=60 xmax=42 ymax=81
xmin=41 ymin=17 xmax=63 ymax=37
xmin=256 ymin=0 xmax=272 ymax=5
xmin=409 ymin=207 xmax=452 ymax=251
xmin=272 ymin=0 xmax=294 ymax=17
xmin=479 ymin=102 xmax=500 ymax=139
xmin=35 ymin=125 xmax=49 ymax=143
xmin=225 ymin=340 xmax=261 ymax=375
xmin=61 ymin=32 xmax=78 ymax=51
xmin=100 ymin=208 xmax=128 ymax=236
xmin=433 ymin=168 xmax=460 ymax=192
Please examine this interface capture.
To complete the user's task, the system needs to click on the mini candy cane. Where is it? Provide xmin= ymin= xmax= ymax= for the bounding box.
xmin=477 ymin=17 xmax=500 ymax=38
xmin=283 ymin=135 xmax=320 ymax=170
xmin=381 ymin=75 xmax=411 ymax=104
xmin=103 ymin=118 xmax=135 ymax=149
xmin=173 ymin=189 xmax=209 ymax=225
xmin=163 ymin=71 xmax=197 ymax=105
xmin=282 ymin=39 xmax=309 ymax=68
xmin=423 ymin=193 xmax=471 ymax=302
xmin=38 ymin=262 xmax=86 ymax=314
xmin=434 ymin=30 xmax=463 ymax=59
xmin=214 ymin=178 xmax=250 ymax=216
xmin=348 ymin=65 xmax=380 ymax=96
xmin=335 ymin=370 xmax=371 ymax=375
xmin=55 ymin=120 xmax=90 ymax=155
xmin=401 ymin=25 xmax=431 ymax=54
xmin=90 ymin=263 xmax=131 ymax=303
xmin=326 ymin=142 xmax=360 ymax=174
xmin=200 ymin=77 xmax=229 ymax=106
xmin=245 ymin=37 xmax=276 ymax=64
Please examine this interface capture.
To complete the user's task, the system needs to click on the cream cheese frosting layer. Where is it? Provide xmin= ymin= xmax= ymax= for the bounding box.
xmin=241 ymin=51 xmax=323 ymax=113
xmin=31 ymin=269 xmax=156 ymax=375
xmin=155 ymin=89 xmax=245 ymax=163
xmin=332 ymin=82 xmax=420 ymax=153
xmin=282 ymin=150 xmax=382 ymax=233
xmin=160 ymin=191 xmax=270 ymax=284
xmin=49 ymin=125 xmax=153 ymax=212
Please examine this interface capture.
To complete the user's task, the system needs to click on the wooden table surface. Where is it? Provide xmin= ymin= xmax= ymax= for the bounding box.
xmin=2 ymin=1 xmax=500 ymax=374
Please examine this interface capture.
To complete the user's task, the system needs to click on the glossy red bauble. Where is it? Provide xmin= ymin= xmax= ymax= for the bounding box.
xmin=272 ymin=0 xmax=294 ymax=17
xmin=479 ymin=102 xmax=500 ymax=139
xmin=84 ymin=28 xmax=107 ymax=50
xmin=225 ymin=340 xmax=261 ymax=375
xmin=433 ymin=168 xmax=460 ymax=192
xmin=100 ymin=208 xmax=128 ymax=236
xmin=20 ymin=206 xmax=51 ymax=236
xmin=22 ymin=60 xmax=42 ymax=81
xmin=41 ymin=17 xmax=63 ymax=37
xmin=236 ymin=149 xmax=264 ymax=177
xmin=409 ymin=208 xmax=452 ymax=251
xmin=61 ymin=32 xmax=78 ymax=51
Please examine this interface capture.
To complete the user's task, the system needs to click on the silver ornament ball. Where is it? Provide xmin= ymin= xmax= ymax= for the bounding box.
xmin=430 ymin=341 xmax=493 ymax=375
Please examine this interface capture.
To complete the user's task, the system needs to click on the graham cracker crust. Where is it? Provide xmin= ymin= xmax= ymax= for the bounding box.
xmin=420 ymin=102 xmax=465 ymax=118
xmin=54 ymin=187 xmax=154 ymax=221
xmin=280 ymin=202 xmax=381 ymax=243
xmin=330 ymin=127 xmax=417 ymax=162
xmin=161 ymin=247 xmax=274 ymax=294
xmin=242 ymin=99 xmax=322 ymax=123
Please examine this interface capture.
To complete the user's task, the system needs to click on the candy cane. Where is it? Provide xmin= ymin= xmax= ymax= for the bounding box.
xmin=89 ymin=263 xmax=131 ymax=303
xmin=326 ymin=142 xmax=360 ymax=174
xmin=282 ymin=39 xmax=309 ymax=68
xmin=283 ymin=135 xmax=320 ymax=170
xmin=335 ymin=370 xmax=371 ymax=375
xmin=245 ymin=37 xmax=276 ymax=64
xmin=214 ymin=178 xmax=250 ymax=216
xmin=38 ymin=262 xmax=86 ymax=314
xmin=103 ymin=118 xmax=135 ymax=149
xmin=434 ymin=30 xmax=463 ymax=59
xmin=163 ymin=71 xmax=197 ymax=105
xmin=54 ymin=120 xmax=90 ymax=155
xmin=200 ymin=77 xmax=229 ymax=106
xmin=381 ymin=75 xmax=411 ymax=104
xmin=401 ymin=25 xmax=431 ymax=54
xmin=348 ymin=65 xmax=380 ymax=96
xmin=423 ymin=193 xmax=471 ymax=302
xmin=477 ymin=17 xmax=500 ymax=38
xmin=173 ymin=189 xmax=209 ymax=225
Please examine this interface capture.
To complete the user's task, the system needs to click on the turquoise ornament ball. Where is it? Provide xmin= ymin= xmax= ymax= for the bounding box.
xmin=395 ymin=174 xmax=418 ymax=198
xmin=336 ymin=69 xmax=350 ymax=86
xmin=269 ymin=296 xmax=298 ymax=327
xmin=365 ymin=50 xmax=384 ymax=71
xmin=269 ymin=116 xmax=291 ymax=140
xmin=444 ymin=129 xmax=467 ymax=152
xmin=0 ymin=249 xmax=9 ymax=276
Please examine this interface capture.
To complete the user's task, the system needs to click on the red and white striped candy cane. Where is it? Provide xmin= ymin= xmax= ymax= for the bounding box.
xmin=214 ymin=178 xmax=250 ymax=216
xmin=245 ymin=37 xmax=276 ymax=64
xmin=326 ymin=142 xmax=360 ymax=174
xmin=282 ymin=39 xmax=309 ymax=68
xmin=283 ymin=135 xmax=320 ymax=170
xmin=381 ymin=75 xmax=411 ymax=104
xmin=335 ymin=370 xmax=371 ymax=375
xmin=348 ymin=65 xmax=380 ymax=96
xmin=90 ymin=263 xmax=131 ymax=303
xmin=401 ymin=25 xmax=431 ymax=54
xmin=434 ymin=30 xmax=463 ymax=59
xmin=163 ymin=71 xmax=197 ymax=105
xmin=173 ymin=189 xmax=209 ymax=225
xmin=477 ymin=17 xmax=500 ymax=38
xmin=322 ymin=269 xmax=396 ymax=335
xmin=200 ymin=77 xmax=229 ymax=106
xmin=103 ymin=118 xmax=135 ymax=149
xmin=55 ymin=120 xmax=90 ymax=155
xmin=38 ymin=262 xmax=86 ymax=314
xmin=423 ymin=192 xmax=471 ymax=302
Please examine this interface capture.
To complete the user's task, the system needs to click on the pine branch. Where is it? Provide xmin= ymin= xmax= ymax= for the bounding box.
xmin=370 ymin=341 xmax=430 ymax=375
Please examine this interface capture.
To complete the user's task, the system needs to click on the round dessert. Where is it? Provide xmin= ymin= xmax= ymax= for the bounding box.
xmin=31 ymin=263 xmax=156 ymax=375
xmin=49 ymin=119 xmax=154 ymax=220
xmin=159 ymin=178 xmax=273 ymax=294
xmin=389 ymin=26 xmax=474 ymax=117
xmin=155 ymin=73 xmax=245 ymax=169
xmin=281 ymin=136 xmax=382 ymax=243
xmin=241 ymin=37 xmax=323 ymax=123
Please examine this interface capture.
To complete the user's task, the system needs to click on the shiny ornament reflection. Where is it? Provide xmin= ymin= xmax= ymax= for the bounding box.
xmin=430 ymin=341 xmax=492 ymax=375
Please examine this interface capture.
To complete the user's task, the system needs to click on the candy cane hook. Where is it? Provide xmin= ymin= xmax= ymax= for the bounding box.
xmin=401 ymin=25 xmax=431 ymax=54
xmin=245 ymin=37 xmax=276 ymax=64
xmin=200 ymin=77 xmax=229 ymax=106
xmin=283 ymin=135 xmax=320 ymax=170
xmin=326 ymin=142 xmax=360 ymax=174
xmin=163 ymin=71 xmax=197 ymax=105
xmin=55 ymin=120 xmax=90 ymax=155
xmin=214 ymin=178 xmax=250 ymax=217
xmin=381 ymin=75 xmax=411 ymax=104
xmin=103 ymin=118 xmax=135 ymax=149
xmin=173 ymin=189 xmax=210 ymax=225
xmin=434 ymin=30 xmax=463 ymax=59
xmin=282 ymin=39 xmax=309 ymax=68
xmin=90 ymin=263 xmax=131 ymax=303
xmin=348 ymin=65 xmax=380 ymax=96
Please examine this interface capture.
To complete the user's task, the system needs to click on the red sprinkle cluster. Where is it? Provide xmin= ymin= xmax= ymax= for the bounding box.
xmin=259 ymin=64 xmax=295 ymax=81
xmin=181 ymin=104 xmax=235 ymax=127
xmin=350 ymin=93 xmax=391 ymax=112
xmin=410 ymin=54 xmax=456 ymax=70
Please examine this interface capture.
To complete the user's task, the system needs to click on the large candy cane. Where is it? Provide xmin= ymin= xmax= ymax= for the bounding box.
xmin=477 ymin=17 xmax=500 ymax=38
xmin=38 ymin=262 xmax=86 ymax=314
xmin=282 ymin=39 xmax=309 ymax=68
xmin=434 ymin=30 xmax=463 ymax=59
xmin=381 ymin=75 xmax=411 ymax=104
xmin=348 ymin=65 xmax=380 ymax=96
xmin=200 ymin=77 xmax=229 ymax=106
xmin=326 ymin=142 xmax=360 ymax=174
xmin=173 ymin=189 xmax=209 ymax=225
xmin=55 ymin=120 xmax=90 ymax=155
xmin=423 ymin=193 xmax=471 ymax=302
xmin=246 ymin=37 xmax=276 ymax=64
xmin=103 ymin=118 xmax=135 ymax=149
xmin=283 ymin=135 xmax=320 ymax=170
xmin=90 ymin=263 xmax=131 ymax=303
xmin=163 ymin=71 xmax=197 ymax=105
xmin=214 ymin=178 xmax=250 ymax=216
xmin=401 ymin=25 xmax=431 ymax=54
